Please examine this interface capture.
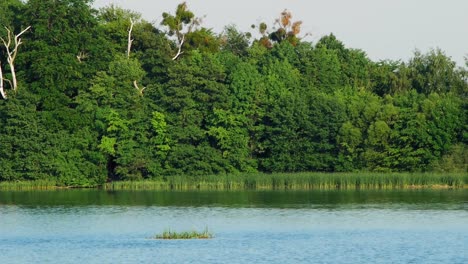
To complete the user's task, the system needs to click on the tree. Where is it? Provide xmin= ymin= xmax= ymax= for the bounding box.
xmin=0 ymin=26 xmax=31 ymax=98
xmin=98 ymin=4 xmax=142 ymax=55
xmin=252 ymin=10 xmax=305 ymax=49
xmin=407 ymin=49 xmax=467 ymax=95
xmin=154 ymin=52 xmax=233 ymax=175
xmin=161 ymin=2 xmax=201 ymax=60
xmin=269 ymin=10 xmax=303 ymax=46
xmin=309 ymin=46 xmax=342 ymax=93
xmin=21 ymin=0 xmax=113 ymax=101
xmin=0 ymin=0 xmax=27 ymax=99
xmin=369 ymin=60 xmax=408 ymax=96
xmin=220 ymin=25 xmax=251 ymax=57
xmin=337 ymin=121 xmax=363 ymax=171
xmin=316 ymin=34 xmax=372 ymax=89
xmin=98 ymin=5 xmax=173 ymax=84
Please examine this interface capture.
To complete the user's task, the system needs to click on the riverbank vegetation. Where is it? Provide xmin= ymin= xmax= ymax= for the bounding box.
xmin=105 ymin=172 xmax=468 ymax=190
xmin=0 ymin=1 xmax=466 ymax=187
xmin=1 ymin=172 xmax=466 ymax=190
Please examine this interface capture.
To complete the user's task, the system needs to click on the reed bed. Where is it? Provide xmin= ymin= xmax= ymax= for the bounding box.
xmin=0 ymin=173 xmax=465 ymax=191
xmin=153 ymin=228 xmax=213 ymax=239
xmin=0 ymin=180 xmax=59 ymax=191
xmin=104 ymin=172 xmax=467 ymax=191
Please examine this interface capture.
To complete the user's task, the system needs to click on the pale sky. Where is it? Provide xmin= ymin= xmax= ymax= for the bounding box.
xmin=93 ymin=0 xmax=468 ymax=66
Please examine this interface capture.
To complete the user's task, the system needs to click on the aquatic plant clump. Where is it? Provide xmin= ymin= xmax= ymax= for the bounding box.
xmin=153 ymin=228 xmax=214 ymax=239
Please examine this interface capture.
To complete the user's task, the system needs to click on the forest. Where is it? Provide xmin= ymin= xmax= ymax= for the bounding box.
xmin=0 ymin=0 xmax=466 ymax=186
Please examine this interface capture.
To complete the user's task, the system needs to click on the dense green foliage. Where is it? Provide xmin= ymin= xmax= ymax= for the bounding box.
xmin=0 ymin=1 xmax=466 ymax=186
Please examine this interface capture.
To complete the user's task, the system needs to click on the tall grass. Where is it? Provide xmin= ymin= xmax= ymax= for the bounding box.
xmin=104 ymin=172 xmax=467 ymax=191
xmin=0 ymin=180 xmax=59 ymax=190
xmin=0 ymin=172 xmax=465 ymax=191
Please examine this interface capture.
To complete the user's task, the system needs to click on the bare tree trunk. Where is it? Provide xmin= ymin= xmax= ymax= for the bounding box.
xmin=172 ymin=34 xmax=185 ymax=60
xmin=10 ymin=63 xmax=17 ymax=92
xmin=127 ymin=18 xmax=135 ymax=59
xmin=0 ymin=26 xmax=31 ymax=92
xmin=0 ymin=63 xmax=6 ymax=99
xmin=167 ymin=12 xmax=202 ymax=61
xmin=126 ymin=19 xmax=145 ymax=96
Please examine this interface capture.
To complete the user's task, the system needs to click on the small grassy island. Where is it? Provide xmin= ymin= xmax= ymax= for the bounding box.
xmin=153 ymin=228 xmax=213 ymax=240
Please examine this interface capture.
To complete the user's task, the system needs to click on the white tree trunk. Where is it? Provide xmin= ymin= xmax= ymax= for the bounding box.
xmin=172 ymin=34 xmax=185 ymax=60
xmin=9 ymin=63 xmax=16 ymax=93
xmin=127 ymin=18 xmax=134 ymax=59
xmin=126 ymin=19 xmax=145 ymax=96
xmin=0 ymin=63 xmax=6 ymax=99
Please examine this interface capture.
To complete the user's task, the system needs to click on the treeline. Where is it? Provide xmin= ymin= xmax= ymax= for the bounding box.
xmin=0 ymin=0 xmax=466 ymax=185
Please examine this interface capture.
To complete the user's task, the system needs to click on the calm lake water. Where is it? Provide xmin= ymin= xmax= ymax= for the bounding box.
xmin=0 ymin=190 xmax=467 ymax=263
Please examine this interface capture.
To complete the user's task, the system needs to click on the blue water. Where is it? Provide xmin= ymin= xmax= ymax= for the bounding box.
xmin=0 ymin=190 xmax=467 ymax=263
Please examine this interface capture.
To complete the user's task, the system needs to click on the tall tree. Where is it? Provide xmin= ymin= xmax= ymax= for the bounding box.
xmin=407 ymin=49 xmax=467 ymax=95
xmin=161 ymin=2 xmax=201 ymax=60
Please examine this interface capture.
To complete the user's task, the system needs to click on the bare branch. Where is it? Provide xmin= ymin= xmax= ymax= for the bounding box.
xmin=133 ymin=80 xmax=139 ymax=90
xmin=11 ymin=26 xmax=31 ymax=62
xmin=133 ymin=80 xmax=146 ymax=95
xmin=3 ymin=78 xmax=12 ymax=88
xmin=16 ymin=26 xmax=31 ymax=39
xmin=0 ymin=27 xmax=12 ymax=49
xmin=76 ymin=51 xmax=88 ymax=63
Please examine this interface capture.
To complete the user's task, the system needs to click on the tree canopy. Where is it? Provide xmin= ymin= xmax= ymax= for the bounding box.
xmin=0 ymin=1 xmax=466 ymax=185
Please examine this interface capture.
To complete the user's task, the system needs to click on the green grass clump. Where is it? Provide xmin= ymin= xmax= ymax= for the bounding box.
xmin=153 ymin=228 xmax=213 ymax=239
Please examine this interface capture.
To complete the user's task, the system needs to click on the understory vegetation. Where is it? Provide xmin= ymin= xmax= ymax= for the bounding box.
xmin=0 ymin=1 xmax=466 ymax=186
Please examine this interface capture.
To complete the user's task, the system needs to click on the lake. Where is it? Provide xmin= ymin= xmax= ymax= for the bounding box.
xmin=0 ymin=190 xmax=467 ymax=263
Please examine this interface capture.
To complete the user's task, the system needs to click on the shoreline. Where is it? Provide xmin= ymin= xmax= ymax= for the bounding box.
xmin=0 ymin=172 xmax=466 ymax=191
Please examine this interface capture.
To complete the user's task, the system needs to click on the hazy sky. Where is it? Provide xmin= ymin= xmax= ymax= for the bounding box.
xmin=93 ymin=0 xmax=467 ymax=66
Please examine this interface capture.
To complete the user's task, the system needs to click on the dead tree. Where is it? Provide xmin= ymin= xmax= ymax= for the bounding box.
xmin=126 ymin=19 xmax=145 ymax=95
xmin=127 ymin=18 xmax=135 ymax=59
xmin=0 ymin=26 xmax=31 ymax=94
